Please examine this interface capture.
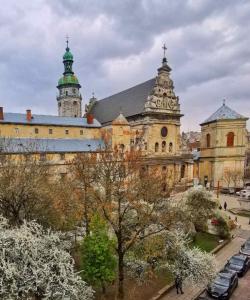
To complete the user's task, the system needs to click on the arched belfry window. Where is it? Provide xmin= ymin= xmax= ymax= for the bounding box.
xmin=162 ymin=141 xmax=166 ymax=152
xmin=206 ymin=134 xmax=211 ymax=148
xmin=169 ymin=142 xmax=173 ymax=153
xmin=227 ymin=132 xmax=234 ymax=147
xmin=155 ymin=142 xmax=159 ymax=152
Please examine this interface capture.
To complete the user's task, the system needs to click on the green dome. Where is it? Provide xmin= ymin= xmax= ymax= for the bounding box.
xmin=63 ymin=49 xmax=73 ymax=61
xmin=58 ymin=74 xmax=79 ymax=86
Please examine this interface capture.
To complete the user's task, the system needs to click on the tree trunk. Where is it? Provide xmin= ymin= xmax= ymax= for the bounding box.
xmin=118 ymin=251 xmax=124 ymax=299
xmin=84 ymin=187 xmax=90 ymax=235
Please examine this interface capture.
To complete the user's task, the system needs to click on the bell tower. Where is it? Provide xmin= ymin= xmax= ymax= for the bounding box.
xmin=57 ymin=39 xmax=82 ymax=117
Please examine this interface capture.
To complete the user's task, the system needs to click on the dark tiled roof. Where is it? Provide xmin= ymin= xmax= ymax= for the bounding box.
xmin=90 ymin=78 xmax=155 ymax=124
xmin=201 ymin=104 xmax=247 ymax=125
xmin=0 ymin=138 xmax=103 ymax=153
xmin=0 ymin=113 xmax=101 ymax=127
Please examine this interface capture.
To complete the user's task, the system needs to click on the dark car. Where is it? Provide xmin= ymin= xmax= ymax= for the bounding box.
xmin=224 ymin=254 xmax=250 ymax=277
xmin=207 ymin=270 xmax=238 ymax=299
xmin=240 ymin=240 xmax=250 ymax=256
xmin=220 ymin=188 xmax=230 ymax=194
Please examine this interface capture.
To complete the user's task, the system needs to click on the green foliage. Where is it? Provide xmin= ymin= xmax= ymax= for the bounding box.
xmin=185 ymin=188 xmax=217 ymax=231
xmin=191 ymin=232 xmax=219 ymax=252
xmin=213 ymin=213 xmax=230 ymax=239
xmin=80 ymin=214 xmax=117 ymax=290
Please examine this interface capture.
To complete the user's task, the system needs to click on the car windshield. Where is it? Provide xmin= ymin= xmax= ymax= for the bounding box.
xmin=230 ymin=257 xmax=244 ymax=266
xmin=214 ymin=275 xmax=230 ymax=287
xmin=243 ymin=243 xmax=250 ymax=250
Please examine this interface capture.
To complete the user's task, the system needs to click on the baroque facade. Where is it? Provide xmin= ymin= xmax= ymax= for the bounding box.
xmin=86 ymin=51 xmax=193 ymax=187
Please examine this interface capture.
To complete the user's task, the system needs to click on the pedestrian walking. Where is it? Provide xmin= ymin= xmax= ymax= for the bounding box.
xmin=224 ymin=201 xmax=227 ymax=211
xmin=248 ymin=218 xmax=250 ymax=225
xmin=175 ymin=275 xmax=184 ymax=295
xmin=219 ymin=204 xmax=222 ymax=210
xmin=234 ymin=216 xmax=238 ymax=223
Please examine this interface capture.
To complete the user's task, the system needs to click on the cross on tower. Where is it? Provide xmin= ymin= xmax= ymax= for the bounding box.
xmin=162 ymin=43 xmax=167 ymax=58
xmin=66 ymin=35 xmax=69 ymax=48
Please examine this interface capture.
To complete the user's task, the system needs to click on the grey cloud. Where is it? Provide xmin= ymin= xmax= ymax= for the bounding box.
xmin=0 ymin=0 xmax=249 ymax=131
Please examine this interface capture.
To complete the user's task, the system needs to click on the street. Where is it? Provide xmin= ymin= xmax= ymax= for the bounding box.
xmin=231 ymin=270 xmax=250 ymax=300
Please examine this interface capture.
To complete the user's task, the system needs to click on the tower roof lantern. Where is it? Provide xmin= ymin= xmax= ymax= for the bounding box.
xmin=63 ymin=36 xmax=73 ymax=61
xmin=158 ymin=43 xmax=172 ymax=73
xmin=200 ymin=100 xmax=248 ymax=125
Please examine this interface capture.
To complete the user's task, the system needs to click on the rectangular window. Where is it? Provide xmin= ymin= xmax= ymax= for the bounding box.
xmin=49 ymin=128 xmax=53 ymax=134
xmin=35 ymin=128 xmax=39 ymax=134
xmin=65 ymin=129 xmax=69 ymax=135
xmin=60 ymin=153 xmax=65 ymax=160
xmin=80 ymin=129 xmax=83 ymax=135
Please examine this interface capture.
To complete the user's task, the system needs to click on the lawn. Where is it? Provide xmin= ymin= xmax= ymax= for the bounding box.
xmin=192 ymin=232 xmax=220 ymax=252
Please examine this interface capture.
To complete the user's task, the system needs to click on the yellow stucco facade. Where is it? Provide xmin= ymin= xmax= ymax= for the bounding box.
xmin=199 ymin=105 xmax=248 ymax=188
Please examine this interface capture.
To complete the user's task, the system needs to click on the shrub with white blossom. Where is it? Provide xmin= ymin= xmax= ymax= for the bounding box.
xmin=164 ymin=230 xmax=217 ymax=285
xmin=0 ymin=216 xmax=94 ymax=300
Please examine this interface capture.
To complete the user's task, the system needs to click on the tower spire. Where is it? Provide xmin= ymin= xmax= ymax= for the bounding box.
xmin=66 ymin=35 xmax=69 ymax=50
xmin=57 ymin=41 xmax=82 ymax=118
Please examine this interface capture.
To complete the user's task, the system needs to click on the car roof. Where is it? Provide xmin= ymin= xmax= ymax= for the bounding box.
xmin=218 ymin=270 xmax=234 ymax=279
xmin=230 ymin=254 xmax=247 ymax=260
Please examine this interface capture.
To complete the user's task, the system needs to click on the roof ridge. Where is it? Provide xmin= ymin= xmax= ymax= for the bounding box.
xmin=99 ymin=78 xmax=155 ymax=102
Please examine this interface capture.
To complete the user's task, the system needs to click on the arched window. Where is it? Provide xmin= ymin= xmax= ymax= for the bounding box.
xmin=144 ymin=142 xmax=147 ymax=151
xmin=206 ymin=133 xmax=211 ymax=148
xmin=155 ymin=142 xmax=159 ymax=152
xmin=162 ymin=141 xmax=166 ymax=152
xmin=227 ymin=132 xmax=234 ymax=147
xmin=181 ymin=165 xmax=185 ymax=179
xmin=169 ymin=142 xmax=173 ymax=153
xmin=119 ymin=144 xmax=125 ymax=153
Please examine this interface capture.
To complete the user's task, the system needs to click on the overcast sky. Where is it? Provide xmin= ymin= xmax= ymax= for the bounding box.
xmin=0 ymin=0 xmax=249 ymax=130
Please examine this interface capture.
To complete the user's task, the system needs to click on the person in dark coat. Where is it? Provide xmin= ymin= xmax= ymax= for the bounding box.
xmin=224 ymin=201 xmax=227 ymax=211
xmin=175 ymin=275 xmax=184 ymax=294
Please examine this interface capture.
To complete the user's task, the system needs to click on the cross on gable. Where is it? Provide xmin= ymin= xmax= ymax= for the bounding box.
xmin=162 ymin=43 xmax=167 ymax=58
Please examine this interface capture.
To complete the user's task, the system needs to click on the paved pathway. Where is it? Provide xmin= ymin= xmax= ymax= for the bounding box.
xmin=217 ymin=193 xmax=250 ymax=230
xmin=231 ymin=269 xmax=250 ymax=300
xmin=160 ymin=234 xmax=249 ymax=300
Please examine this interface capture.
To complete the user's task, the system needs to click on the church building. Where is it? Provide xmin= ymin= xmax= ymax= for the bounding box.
xmin=86 ymin=45 xmax=194 ymax=187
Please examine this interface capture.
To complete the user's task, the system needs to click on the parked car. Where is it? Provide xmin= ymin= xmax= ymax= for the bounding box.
xmin=223 ymin=254 xmax=250 ymax=277
xmin=206 ymin=270 xmax=238 ymax=299
xmin=240 ymin=240 xmax=250 ymax=256
xmin=236 ymin=189 xmax=250 ymax=197
xmin=220 ymin=188 xmax=230 ymax=194
xmin=220 ymin=188 xmax=235 ymax=194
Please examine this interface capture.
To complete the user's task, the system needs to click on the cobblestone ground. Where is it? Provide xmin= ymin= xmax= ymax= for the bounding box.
xmin=160 ymin=235 xmax=248 ymax=300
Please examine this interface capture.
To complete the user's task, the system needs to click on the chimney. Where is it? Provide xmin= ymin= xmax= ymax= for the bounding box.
xmin=0 ymin=107 xmax=3 ymax=120
xmin=26 ymin=109 xmax=32 ymax=122
xmin=86 ymin=114 xmax=94 ymax=124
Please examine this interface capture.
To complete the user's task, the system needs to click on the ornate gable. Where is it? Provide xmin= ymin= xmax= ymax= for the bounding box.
xmin=144 ymin=54 xmax=180 ymax=115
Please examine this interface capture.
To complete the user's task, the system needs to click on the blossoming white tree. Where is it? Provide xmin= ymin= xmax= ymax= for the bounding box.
xmin=164 ymin=230 xmax=217 ymax=285
xmin=0 ymin=216 xmax=94 ymax=300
